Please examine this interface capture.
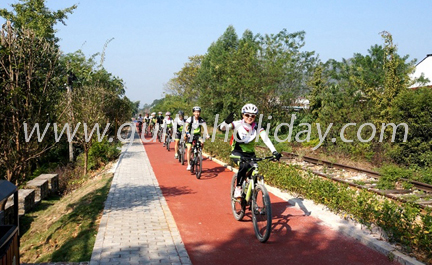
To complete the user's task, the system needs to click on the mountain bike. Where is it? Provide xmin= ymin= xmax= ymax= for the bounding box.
xmin=137 ymin=121 xmax=143 ymax=135
xmin=189 ymin=135 xmax=203 ymax=179
xmin=178 ymin=137 xmax=186 ymax=165
xmin=148 ymin=123 xmax=155 ymax=138
xmin=230 ymin=156 xmax=276 ymax=243
xmin=157 ymin=125 xmax=163 ymax=143
xmin=165 ymin=128 xmax=172 ymax=151
xmin=145 ymin=122 xmax=151 ymax=137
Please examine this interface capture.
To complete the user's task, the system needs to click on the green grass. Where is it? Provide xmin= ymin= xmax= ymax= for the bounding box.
xmin=19 ymin=173 xmax=113 ymax=263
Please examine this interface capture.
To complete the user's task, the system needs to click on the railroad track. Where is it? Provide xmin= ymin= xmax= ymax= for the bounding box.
xmin=256 ymin=146 xmax=432 ymax=209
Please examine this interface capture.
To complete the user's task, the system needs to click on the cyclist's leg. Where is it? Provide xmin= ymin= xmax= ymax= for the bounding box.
xmin=230 ymin=157 xmax=244 ymax=197
xmin=231 ymin=152 xmax=253 ymax=186
xmin=174 ymin=132 xmax=181 ymax=154
xmin=186 ymin=136 xmax=193 ymax=169
xmin=186 ymin=143 xmax=192 ymax=164
xmin=199 ymin=137 xmax=204 ymax=150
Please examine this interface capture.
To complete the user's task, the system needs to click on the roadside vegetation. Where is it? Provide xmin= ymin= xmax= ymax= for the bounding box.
xmin=1 ymin=1 xmax=131 ymax=263
xmin=205 ymin=135 xmax=432 ymax=264
xmin=19 ymin=170 xmax=113 ymax=263
xmin=0 ymin=0 xmax=138 ymax=187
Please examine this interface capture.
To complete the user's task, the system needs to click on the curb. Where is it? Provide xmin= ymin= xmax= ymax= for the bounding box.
xmin=202 ymin=152 xmax=424 ymax=265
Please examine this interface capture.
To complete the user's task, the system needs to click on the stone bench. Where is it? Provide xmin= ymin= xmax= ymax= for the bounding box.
xmin=5 ymin=189 xmax=35 ymax=216
xmin=25 ymin=178 xmax=48 ymax=202
xmin=36 ymin=174 xmax=59 ymax=195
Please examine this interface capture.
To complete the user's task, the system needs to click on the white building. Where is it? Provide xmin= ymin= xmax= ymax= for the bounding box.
xmin=409 ymin=54 xmax=432 ymax=89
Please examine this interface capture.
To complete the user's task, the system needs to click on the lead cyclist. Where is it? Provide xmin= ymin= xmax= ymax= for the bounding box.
xmin=219 ymin=103 xmax=281 ymax=198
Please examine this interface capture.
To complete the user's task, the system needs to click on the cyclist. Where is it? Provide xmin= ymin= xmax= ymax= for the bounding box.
xmin=144 ymin=113 xmax=151 ymax=125
xmin=162 ymin=112 xmax=174 ymax=147
xmin=219 ymin=103 xmax=281 ymax=198
xmin=156 ymin=111 xmax=164 ymax=125
xmin=184 ymin=106 xmax=209 ymax=171
xmin=142 ymin=113 xmax=151 ymax=135
xmin=137 ymin=114 xmax=143 ymax=134
xmin=156 ymin=111 xmax=164 ymax=139
xmin=174 ymin=110 xmax=186 ymax=159
xmin=149 ymin=112 xmax=157 ymax=133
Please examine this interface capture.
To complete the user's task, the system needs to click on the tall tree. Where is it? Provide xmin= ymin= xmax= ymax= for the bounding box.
xmin=0 ymin=22 xmax=62 ymax=184
xmin=0 ymin=0 xmax=77 ymax=43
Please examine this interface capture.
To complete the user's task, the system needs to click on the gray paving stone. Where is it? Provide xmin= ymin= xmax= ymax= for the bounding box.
xmin=90 ymin=134 xmax=191 ymax=265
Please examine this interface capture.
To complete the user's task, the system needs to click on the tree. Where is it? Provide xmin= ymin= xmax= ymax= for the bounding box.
xmin=0 ymin=22 xmax=62 ymax=184
xmin=195 ymin=25 xmax=241 ymax=117
xmin=390 ymin=87 xmax=432 ymax=167
xmin=57 ymin=50 xmax=132 ymax=174
xmin=255 ymin=29 xmax=317 ymax=129
xmin=0 ymin=0 xmax=77 ymax=43
xmin=164 ymin=55 xmax=204 ymax=102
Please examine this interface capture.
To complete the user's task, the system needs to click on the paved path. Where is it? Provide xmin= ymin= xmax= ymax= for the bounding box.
xmin=88 ymin=132 xmax=420 ymax=265
xmin=143 ymin=138 xmax=402 ymax=265
xmin=90 ymin=134 xmax=191 ymax=265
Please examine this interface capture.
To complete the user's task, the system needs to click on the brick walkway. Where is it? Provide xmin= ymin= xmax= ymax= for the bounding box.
xmin=89 ymin=135 xmax=191 ymax=265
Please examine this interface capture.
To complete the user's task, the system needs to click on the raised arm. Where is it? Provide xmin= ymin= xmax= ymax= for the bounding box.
xmin=259 ymin=130 xmax=277 ymax=153
xmin=219 ymin=121 xmax=233 ymax=132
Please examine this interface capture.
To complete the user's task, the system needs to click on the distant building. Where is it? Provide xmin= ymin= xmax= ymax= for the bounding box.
xmin=282 ymin=97 xmax=310 ymax=111
xmin=409 ymin=54 xmax=432 ymax=89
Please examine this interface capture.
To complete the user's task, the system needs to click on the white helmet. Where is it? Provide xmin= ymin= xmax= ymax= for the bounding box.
xmin=192 ymin=106 xmax=201 ymax=112
xmin=166 ymin=111 xmax=171 ymax=116
xmin=241 ymin=103 xmax=258 ymax=114
xmin=151 ymin=112 xmax=156 ymax=115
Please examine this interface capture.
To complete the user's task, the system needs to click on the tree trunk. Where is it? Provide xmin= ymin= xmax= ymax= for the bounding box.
xmin=67 ymin=85 xmax=74 ymax=162
xmin=84 ymin=144 xmax=88 ymax=176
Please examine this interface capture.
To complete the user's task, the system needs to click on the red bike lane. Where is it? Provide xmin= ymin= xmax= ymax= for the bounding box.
xmin=142 ymin=139 xmax=397 ymax=265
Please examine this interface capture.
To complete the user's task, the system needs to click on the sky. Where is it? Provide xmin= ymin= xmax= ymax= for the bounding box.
xmin=1 ymin=0 xmax=431 ymax=107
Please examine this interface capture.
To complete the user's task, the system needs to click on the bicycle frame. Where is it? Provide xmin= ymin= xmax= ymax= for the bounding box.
xmin=231 ymin=155 xmax=277 ymax=243
xmin=244 ymin=164 xmax=259 ymax=202
xmin=240 ymin=156 xmax=273 ymax=202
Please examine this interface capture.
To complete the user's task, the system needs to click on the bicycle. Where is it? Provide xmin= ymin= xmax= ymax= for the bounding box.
xmin=149 ymin=123 xmax=155 ymax=138
xmin=188 ymin=135 xmax=203 ymax=179
xmin=157 ymin=125 xmax=163 ymax=143
xmin=177 ymin=137 xmax=186 ymax=165
xmin=137 ymin=121 xmax=143 ymax=135
xmin=145 ymin=122 xmax=151 ymax=137
xmin=165 ymin=128 xmax=172 ymax=151
xmin=230 ymin=156 xmax=276 ymax=243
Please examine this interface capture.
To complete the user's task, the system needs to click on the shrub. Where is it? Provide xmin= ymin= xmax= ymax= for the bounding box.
xmin=258 ymin=160 xmax=431 ymax=261
xmin=87 ymin=138 xmax=121 ymax=170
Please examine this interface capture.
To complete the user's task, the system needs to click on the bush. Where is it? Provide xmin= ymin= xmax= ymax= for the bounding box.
xmin=87 ymin=139 xmax=121 ymax=170
xmin=377 ymin=164 xmax=412 ymax=189
xmin=205 ymin=135 xmax=233 ymax=165
xmin=390 ymin=87 xmax=432 ymax=167
xmin=258 ymin=160 xmax=432 ymax=262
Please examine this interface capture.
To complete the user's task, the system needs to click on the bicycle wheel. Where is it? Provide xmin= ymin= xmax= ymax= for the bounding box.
xmin=251 ymin=184 xmax=272 ymax=243
xmin=195 ymin=153 xmax=203 ymax=179
xmin=180 ymin=143 xmax=185 ymax=165
xmin=166 ymin=135 xmax=171 ymax=151
xmin=230 ymin=174 xmax=245 ymax=221
xmin=177 ymin=143 xmax=182 ymax=163
xmin=190 ymin=152 xmax=195 ymax=174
